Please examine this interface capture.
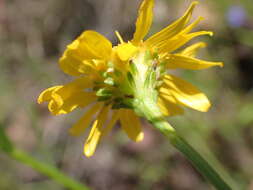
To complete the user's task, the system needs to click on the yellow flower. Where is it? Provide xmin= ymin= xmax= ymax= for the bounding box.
xmin=38 ymin=0 xmax=223 ymax=157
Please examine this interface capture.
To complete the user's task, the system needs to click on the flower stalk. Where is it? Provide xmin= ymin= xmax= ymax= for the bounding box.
xmin=147 ymin=115 xmax=232 ymax=190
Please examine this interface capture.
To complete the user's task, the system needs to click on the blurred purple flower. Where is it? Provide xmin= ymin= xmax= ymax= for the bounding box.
xmin=227 ymin=6 xmax=246 ymax=27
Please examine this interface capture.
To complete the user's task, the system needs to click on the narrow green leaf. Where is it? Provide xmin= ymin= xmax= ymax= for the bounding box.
xmin=0 ymin=124 xmax=13 ymax=153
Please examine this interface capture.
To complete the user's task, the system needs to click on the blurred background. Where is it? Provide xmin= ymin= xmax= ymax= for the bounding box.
xmin=1 ymin=0 xmax=253 ymax=189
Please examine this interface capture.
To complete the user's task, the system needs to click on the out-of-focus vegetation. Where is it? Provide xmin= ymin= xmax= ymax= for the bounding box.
xmin=1 ymin=0 xmax=253 ymax=189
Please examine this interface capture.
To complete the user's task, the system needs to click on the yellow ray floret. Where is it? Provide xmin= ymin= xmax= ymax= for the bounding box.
xmin=132 ymin=0 xmax=154 ymax=44
xmin=160 ymin=74 xmax=211 ymax=112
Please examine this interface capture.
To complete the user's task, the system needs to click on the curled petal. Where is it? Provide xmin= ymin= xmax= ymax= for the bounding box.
xmin=54 ymin=77 xmax=93 ymax=99
xmin=59 ymin=30 xmax=112 ymax=76
xmin=49 ymin=91 xmax=96 ymax=115
xmin=37 ymin=86 xmax=62 ymax=104
xmin=160 ymin=74 xmax=211 ymax=112
xmin=59 ymin=53 xmax=97 ymax=76
xmin=132 ymin=0 xmax=154 ymax=44
xmin=119 ymin=109 xmax=144 ymax=142
xmin=38 ymin=77 xmax=96 ymax=115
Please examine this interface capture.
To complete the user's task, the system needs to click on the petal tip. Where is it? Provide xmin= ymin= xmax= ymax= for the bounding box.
xmin=136 ymin=132 xmax=144 ymax=142
xmin=218 ymin=62 xmax=224 ymax=67
xmin=200 ymin=101 xmax=211 ymax=112
xmin=192 ymin=1 xmax=199 ymax=6
xmin=189 ymin=1 xmax=199 ymax=10
xmin=84 ymin=145 xmax=94 ymax=157
xmin=199 ymin=16 xmax=205 ymax=21
xmin=199 ymin=42 xmax=207 ymax=48
xmin=37 ymin=97 xmax=43 ymax=104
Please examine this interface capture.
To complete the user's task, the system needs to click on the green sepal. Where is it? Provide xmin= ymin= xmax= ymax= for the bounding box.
xmin=129 ymin=61 xmax=138 ymax=75
xmin=96 ymin=88 xmax=113 ymax=97
xmin=97 ymin=96 xmax=111 ymax=101
xmin=144 ymin=50 xmax=152 ymax=64
xmin=127 ymin=72 xmax=135 ymax=86
xmin=112 ymin=99 xmax=133 ymax=109
xmin=107 ymin=61 xmax=114 ymax=68
xmin=114 ymin=69 xmax=122 ymax=77
xmin=104 ymin=77 xmax=115 ymax=86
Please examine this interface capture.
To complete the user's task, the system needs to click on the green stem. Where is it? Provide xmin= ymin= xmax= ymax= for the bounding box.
xmin=138 ymin=99 xmax=232 ymax=190
xmin=8 ymin=148 xmax=89 ymax=190
xmin=152 ymin=119 xmax=232 ymax=190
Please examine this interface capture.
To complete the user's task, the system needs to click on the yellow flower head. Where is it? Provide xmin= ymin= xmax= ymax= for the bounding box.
xmin=38 ymin=0 xmax=223 ymax=157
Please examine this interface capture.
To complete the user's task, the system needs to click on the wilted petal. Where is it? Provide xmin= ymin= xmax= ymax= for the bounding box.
xmin=38 ymin=77 xmax=96 ymax=115
xmin=37 ymin=86 xmax=62 ymax=104
xmin=59 ymin=30 xmax=112 ymax=76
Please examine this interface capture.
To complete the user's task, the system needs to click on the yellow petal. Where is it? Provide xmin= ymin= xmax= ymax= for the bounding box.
xmin=115 ymin=43 xmax=138 ymax=61
xmin=102 ymin=110 xmax=120 ymax=137
xmin=50 ymin=91 xmax=96 ymax=115
xmin=69 ymin=103 xmax=103 ymax=136
xmin=180 ymin=42 xmax=206 ymax=57
xmin=132 ymin=0 xmax=154 ymax=44
xmin=166 ymin=54 xmax=223 ymax=70
xmin=156 ymin=16 xmax=207 ymax=53
xmin=119 ymin=109 xmax=144 ymax=142
xmin=157 ymin=96 xmax=184 ymax=116
xmin=160 ymin=74 xmax=211 ymax=112
xmin=37 ymin=86 xmax=62 ymax=104
xmin=146 ymin=1 xmax=198 ymax=47
xmin=78 ymin=30 xmax=112 ymax=59
xmin=59 ymin=53 xmax=96 ymax=76
xmin=55 ymin=77 xmax=93 ymax=100
xmin=59 ymin=30 xmax=112 ymax=76
xmin=158 ymin=88 xmax=178 ymax=103
xmin=42 ymin=77 xmax=95 ymax=115
xmin=159 ymin=30 xmax=213 ymax=54
xmin=84 ymin=106 xmax=110 ymax=157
